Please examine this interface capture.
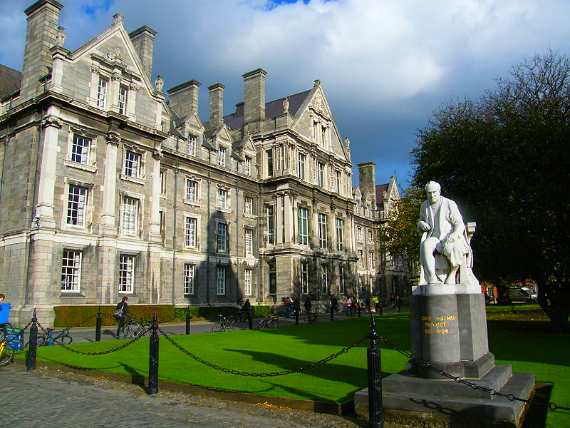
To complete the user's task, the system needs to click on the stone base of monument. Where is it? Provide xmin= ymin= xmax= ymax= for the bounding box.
xmin=354 ymin=284 xmax=535 ymax=427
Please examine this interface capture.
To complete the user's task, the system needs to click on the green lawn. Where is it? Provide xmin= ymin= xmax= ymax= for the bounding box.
xmin=32 ymin=313 xmax=570 ymax=427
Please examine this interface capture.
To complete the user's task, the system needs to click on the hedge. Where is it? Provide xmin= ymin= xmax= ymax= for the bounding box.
xmin=54 ymin=304 xmax=276 ymax=327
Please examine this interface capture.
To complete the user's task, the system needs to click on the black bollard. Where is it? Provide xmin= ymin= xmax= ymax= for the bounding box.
xmin=248 ymin=307 xmax=253 ymax=330
xmin=367 ymin=315 xmax=383 ymax=427
xmin=26 ymin=309 xmax=38 ymax=371
xmin=95 ymin=306 xmax=102 ymax=342
xmin=185 ymin=305 xmax=191 ymax=335
xmin=330 ymin=304 xmax=334 ymax=321
xmin=148 ymin=312 xmax=159 ymax=395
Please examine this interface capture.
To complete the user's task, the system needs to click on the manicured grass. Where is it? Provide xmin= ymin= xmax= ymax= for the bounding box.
xmin=33 ymin=312 xmax=569 ymax=427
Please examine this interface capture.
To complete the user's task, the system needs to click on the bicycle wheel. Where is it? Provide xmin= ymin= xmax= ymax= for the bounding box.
xmin=0 ymin=342 xmax=14 ymax=367
xmin=37 ymin=335 xmax=47 ymax=346
xmin=56 ymin=335 xmax=72 ymax=345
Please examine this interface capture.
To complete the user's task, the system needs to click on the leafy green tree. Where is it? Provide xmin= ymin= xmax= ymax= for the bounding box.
xmin=379 ymin=187 xmax=423 ymax=285
xmin=412 ymin=51 xmax=570 ymax=331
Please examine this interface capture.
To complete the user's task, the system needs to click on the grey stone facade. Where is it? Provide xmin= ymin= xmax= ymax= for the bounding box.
xmin=0 ymin=0 xmax=405 ymax=326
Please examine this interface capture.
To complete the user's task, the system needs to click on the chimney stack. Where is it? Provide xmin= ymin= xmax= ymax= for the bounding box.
xmin=358 ymin=162 xmax=377 ymax=207
xmin=208 ymin=83 xmax=224 ymax=128
xmin=167 ymin=80 xmax=200 ymax=119
xmin=242 ymin=68 xmax=267 ymax=130
xmin=21 ymin=0 xmax=63 ymax=99
xmin=129 ymin=25 xmax=157 ymax=79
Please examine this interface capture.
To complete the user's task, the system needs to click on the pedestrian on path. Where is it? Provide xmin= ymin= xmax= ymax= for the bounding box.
xmin=114 ymin=296 xmax=128 ymax=338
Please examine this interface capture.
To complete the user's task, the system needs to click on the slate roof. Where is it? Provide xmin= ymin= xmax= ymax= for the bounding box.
xmin=0 ymin=64 xmax=22 ymax=101
xmin=224 ymin=89 xmax=312 ymax=130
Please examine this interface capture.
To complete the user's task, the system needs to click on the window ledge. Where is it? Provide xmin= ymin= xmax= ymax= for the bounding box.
xmin=183 ymin=200 xmax=201 ymax=207
xmin=65 ymin=160 xmax=97 ymax=173
xmin=243 ymin=213 xmax=256 ymax=219
xmin=120 ymin=174 xmax=145 ymax=185
xmin=216 ymin=207 xmax=231 ymax=214
xmin=60 ymin=292 xmax=85 ymax=297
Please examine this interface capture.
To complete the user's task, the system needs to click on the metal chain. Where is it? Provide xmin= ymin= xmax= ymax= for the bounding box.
xmin=377 ymin=334 xmax=570 ymax=413
xmin=57 ymin=327 xmax=151 ymax=356
xmin=159 ymin=327 xmax=368 ymax=377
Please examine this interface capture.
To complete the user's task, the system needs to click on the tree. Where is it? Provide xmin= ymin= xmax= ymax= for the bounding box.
xmin=379 ymin=187 xmax=423 ymax=285
xmin=412 ymin=51 xmax=570 ymax=331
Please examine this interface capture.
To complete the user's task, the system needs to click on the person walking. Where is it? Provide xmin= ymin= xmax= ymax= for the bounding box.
xmin=346 ymin=296 xmax=353 ymax=317
xmin=114 ymin=296 xmax=128 ymax=339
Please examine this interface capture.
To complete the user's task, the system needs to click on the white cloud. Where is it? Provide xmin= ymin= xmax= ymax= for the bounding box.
xmin=2 ymin=0 xmax=570 ymax=185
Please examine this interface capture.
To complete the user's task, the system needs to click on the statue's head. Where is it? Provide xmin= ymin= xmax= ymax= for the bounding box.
xmin=425 ymin=181 xmax=441 ymax=204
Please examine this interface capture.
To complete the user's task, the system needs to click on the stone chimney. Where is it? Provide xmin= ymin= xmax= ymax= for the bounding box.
xmin=208 ymin=83 xmax=224 ymax=128
xmin=358 ymin=162 xmax=376 ymax=207
xmin=242 ymin=68 xmax=267 ymax=129
xmin=167 ymin=80 xmax=200 ymax=119
xmin=21 ymin=0 xmax=63 ymax=99
xmin=129 ymin=25 xmax=157 ymax=79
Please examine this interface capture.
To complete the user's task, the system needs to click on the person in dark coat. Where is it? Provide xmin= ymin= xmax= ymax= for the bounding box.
xmin=114 ymin=296 xmax=128 ymax=338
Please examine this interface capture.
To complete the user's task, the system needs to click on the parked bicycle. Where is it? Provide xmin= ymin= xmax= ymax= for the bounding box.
xmin=210 ymin=314 xmax=236 ymax=333
xmin=255 ymin=315 xmax=280 ymax=329
xmin=38 ymin=327 xmax=73 ymax=346
xmin=0 ymin=324 xmax=15 ymax=367
xmin=123 ymin=317 xmax=150 ymax=339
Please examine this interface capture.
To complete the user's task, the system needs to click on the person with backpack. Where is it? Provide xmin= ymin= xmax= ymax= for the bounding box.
xmin=114 ymin=296 xmax=128 ymax=339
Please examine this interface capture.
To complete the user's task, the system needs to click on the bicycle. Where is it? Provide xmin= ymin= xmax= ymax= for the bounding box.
xmin=38 ymin=327 xmax=72 ymax=346
xmin=210 ymin=314 xmax=235 ymax=332
xmin=123 ymin=317 xmax=149 ymax=339
xmin=255 ymin=315 xmax=280 ymax=329
xmin=0 ymin=324 xmax=16 ymax=366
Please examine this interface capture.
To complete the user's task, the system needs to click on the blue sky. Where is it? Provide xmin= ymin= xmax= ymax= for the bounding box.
xmin=2 ymin=0 xmax=570 ymax=189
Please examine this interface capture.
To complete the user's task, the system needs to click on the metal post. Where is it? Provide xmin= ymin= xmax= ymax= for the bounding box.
xmin=95 ymin=306 xmax=102 ymax=342
xmin=148 ymin=312 xmax=159 ymax=395
xmin=26 ymin=309 xmax=38 ymax=371
xmin=248 ymin=307 xmax=253 ymax=330
xmin=185 ymin=305 xmax=191 ymax=335
xmin=330 ymin=303 xmax=334 ymax=321
xmin=367 ymin=315 xmax=383 ymax=427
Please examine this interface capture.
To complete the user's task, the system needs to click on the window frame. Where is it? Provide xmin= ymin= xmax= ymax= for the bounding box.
xmin=184 ymin=216 xmax=198 ymax=248
xmin=318 ymin=213 xmax=327 ymax=249
xmin=119 ymin=254 xmax=135 ymax=294
xmin=184 ymin=263 xmax=196 ymax=295
xmin=336 ymin=218 xmax=344 ymax=251
xmin=118 ymin=84 xmax=129 ymax=115
xmin=124 ymin=149 xmax=142 ymax=178
xmin=216 ymin=222 xmax=228 ymax=253
xmin=298 ymin=207 xmax=309 ymax=246
xmin=244 ymin=269 xmax=253 ymax=296
xmin=265 ymin=205 xmax=275 ymax=245
xmin=244 ymin=196 xmax=254 ymax=216
xmin=61 ymin=249 xmax=82 ymax=293
xmin=185 ymin=178 xmax=199 ymax=204
xmin=96 ymin=76 xmax=108 ymax=109
xmin=70 ymin=134 xmax=91 ymax=165
xmin=216 ymin=265 xmax=226 ymax=296
xmin=66 ymin=183 xmax=88 ymax=227
xmin=300 ymin=261 xmax=309 ymax=294
xmin=121 ymin=195 xmax=139 ymax=236
xmin=217 ymin=146 xmax=227 ymax=167
xmin=244 ymin=227 xmax=254 ymax=256
xmin=297 ymin=152 xmax=306 ymax=180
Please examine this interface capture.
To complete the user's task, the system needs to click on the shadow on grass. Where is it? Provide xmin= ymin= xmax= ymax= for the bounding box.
xmin=119 ymin=362 xmax=146 ymax=392
xmin=223 ymin=348 xmax=391 ymax=403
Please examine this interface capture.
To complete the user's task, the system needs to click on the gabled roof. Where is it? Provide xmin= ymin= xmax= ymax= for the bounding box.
xmin=224 ymin=89 xmax=311 ymax=130
xmin=0 ymin=64 xmax=22 ymax=100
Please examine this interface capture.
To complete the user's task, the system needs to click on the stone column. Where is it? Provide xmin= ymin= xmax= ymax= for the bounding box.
xmin=149 ymin=148 xmax=162 ymax=241
xmin=101 ymin=131 xmax=120 ymax=235
xmin=35 ymin=108 xmax=61 ymax=229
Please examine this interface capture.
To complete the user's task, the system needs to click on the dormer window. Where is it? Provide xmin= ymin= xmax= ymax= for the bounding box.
xmin=217 ymin=147 xmax=226 ymax=167
xmin=321 ymin=126 xmax=327 ymax=148
xmin=187 ymin=135 xmax=196 ymax=156
xmin=118 ymin=85 xmax=128 ymax=115
xmin=243 ymin=156 xmax=251 ymax=176
xmin=97 ymin=76 xmax=108 ymax=109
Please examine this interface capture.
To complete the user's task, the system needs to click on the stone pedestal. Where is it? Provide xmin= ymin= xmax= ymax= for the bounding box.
xmin=354 ymin=284 xmax=535 ymax=427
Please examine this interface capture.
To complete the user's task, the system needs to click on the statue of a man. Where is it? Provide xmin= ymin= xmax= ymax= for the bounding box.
xmin=417 ymin=181 xmax=470 ymax=284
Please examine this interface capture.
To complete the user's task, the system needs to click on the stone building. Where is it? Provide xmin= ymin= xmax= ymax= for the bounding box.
xmin=0 ymin=0 xmax=404 ymax=325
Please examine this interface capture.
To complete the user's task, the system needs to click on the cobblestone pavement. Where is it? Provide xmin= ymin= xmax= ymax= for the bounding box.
xmin=1 ymin=365 xmax=361 ymax=428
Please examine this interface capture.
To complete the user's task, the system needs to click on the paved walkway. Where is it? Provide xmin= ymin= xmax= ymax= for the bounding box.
xmin=1 ymin=365 xmax=360 ymax=428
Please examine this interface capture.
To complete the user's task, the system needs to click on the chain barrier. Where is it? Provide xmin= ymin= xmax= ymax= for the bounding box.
xmin=377 ymin=332 xmax=570 ymax=414
xmin=57 ymin=327 xmax=151 ymax=356
xmin=159 ymin=326 xmax=368 ymax=377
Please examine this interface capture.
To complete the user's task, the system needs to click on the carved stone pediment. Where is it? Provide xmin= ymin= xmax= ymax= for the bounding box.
xmin=310 ymin=91 xmax=331 ymax=119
